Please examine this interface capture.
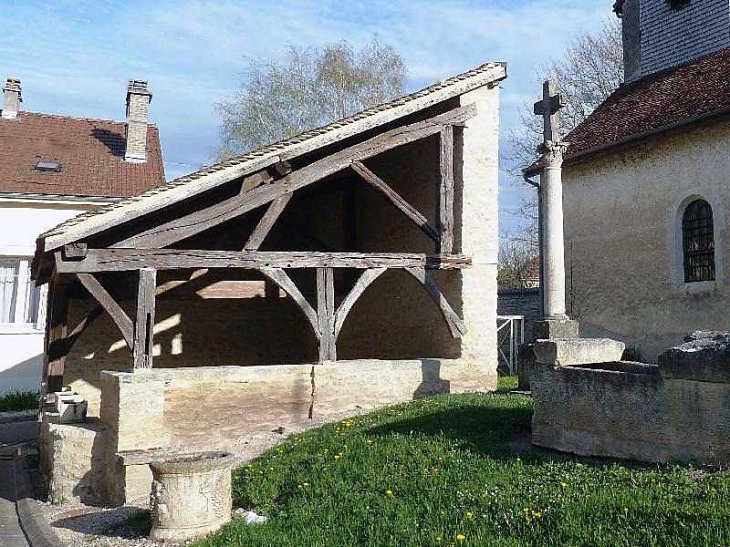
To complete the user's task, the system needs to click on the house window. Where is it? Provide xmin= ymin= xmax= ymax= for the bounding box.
xmin=682 ymin=199 xmax=715 ymax=283
xmin=0 ymin=258 xmax=43 ymax=326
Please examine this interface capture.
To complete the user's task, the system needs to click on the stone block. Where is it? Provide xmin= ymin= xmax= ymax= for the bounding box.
xmin=659 ymin=331 xmax=730 ymax=383
xmin=533 ymin=318 xmax=580 ymax=340
xmin=533 ymin=338 xmax=625 ymax=366
xmin=54 ymin=392 xmax=87 ymax=424
xmin=516 ymin=343 xmax=536 ymax=390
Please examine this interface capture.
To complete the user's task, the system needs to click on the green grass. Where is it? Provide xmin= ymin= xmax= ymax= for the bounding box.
xmin=0 ymin=390 xmax=38 ymax=412
xmin=197 ymin=392 xmax=730 ymax=547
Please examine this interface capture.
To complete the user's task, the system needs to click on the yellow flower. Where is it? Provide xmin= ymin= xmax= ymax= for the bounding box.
xmin=466 ymin=511 xmax=474 ymax=520
xmin=436 ymin=536 xmax=442 ymax=542
xmin=533 ymin=512 xmax=542 ymax=519
xmin=334 ymin=455 xmax=341 ymax=460
xmin=456 ymin=534 xmax=466 ymax=541
xmin=560 ymin=482 xmax=568 ymax=488
xmin=386 ymin=490 xmax=394 ymax=497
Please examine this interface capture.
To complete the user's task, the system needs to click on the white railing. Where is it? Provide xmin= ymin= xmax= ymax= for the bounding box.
xmin=497 ymin=315 xmax=525 ymax=375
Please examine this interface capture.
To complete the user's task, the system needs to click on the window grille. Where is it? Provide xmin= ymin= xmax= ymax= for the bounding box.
xmin=682 ymin=199 xmax=715 ymax=283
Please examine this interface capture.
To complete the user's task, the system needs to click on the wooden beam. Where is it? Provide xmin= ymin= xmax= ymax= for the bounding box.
xmin=133 ymin=268 xmax=156 ymax=369
xmin=334 ymin=267 xmax=387 ymax=340
xmin=46 ymin=283 xmax=69 ymax=394
xmin=260 ymin=268 xmax=320 ymax=339
xmin=317 ymin=268 xmax=336 ymax=361
xmin=350 ymin=162 xmax=439 ymax=242
xmin=64 ymin=305 xmax=104 ymax=354
xmin=244 ymin=193 xmax=292 ymax=250
xmin=439 ymin=125 xmax=455 ymax=254
xmin=77 ymin=273 xmax=134 ymax=349
xmin=56 ymin=249 xmax=471 ymax=273
xmin=112 ymin=104 xmax=476 ymax=250
xmin=405 ymin=267 xmax=465 ymax=338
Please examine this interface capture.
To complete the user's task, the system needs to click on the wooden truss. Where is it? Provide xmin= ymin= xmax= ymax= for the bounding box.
xmin=44 ymin=103 xmax=473 ymax=386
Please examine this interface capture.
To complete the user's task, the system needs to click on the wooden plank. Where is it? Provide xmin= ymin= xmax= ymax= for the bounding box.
xmin=46 ymin=283 xmax=69 ymax=394
xmin=334 ymin=267 xmax=387 ymax=340
xmin=112 ymin=104 xmax=477 ymax=250
xmin=56 ymin=249 xmax=471 ymax=273
xmin=350 ymin=162 xmax=439 ymax=242
xmin=133 ymin=268 xmax=156 ymax=369
xmin=317 ymin=268 xmax=336 ymax=361
xmin=244 ymin=193 xmax=292 ymax=250
xmin=260 ymin=268 xmax=320 ymax=339
xmin=439 ymin=125 xmax=455 ymax=254
xmin=405 ymin=267 xmax=466 ymax=338
xmin=77 ymin=273 xmax=134 ymax=349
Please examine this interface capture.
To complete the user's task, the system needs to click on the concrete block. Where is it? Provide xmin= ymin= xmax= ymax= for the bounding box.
xmin=533 ymin=319 xmax=580 ymax=340
xmin=659 ymin=330 xmax=730 ymax=382
xmin=533 ymin=338 xmax=625 ymax=366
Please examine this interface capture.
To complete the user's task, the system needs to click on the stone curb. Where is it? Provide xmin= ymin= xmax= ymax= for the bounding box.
xmin=0 ymin=410 xmax=37 ymax=424
xmin=13 ymin=456 xmax=62 ymax=547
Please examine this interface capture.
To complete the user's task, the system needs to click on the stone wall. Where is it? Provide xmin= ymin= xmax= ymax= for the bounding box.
xmin=563 ymin=118 xmax=730 ymax=361
xmin=497 ymin=288 xmax=541 ymax=342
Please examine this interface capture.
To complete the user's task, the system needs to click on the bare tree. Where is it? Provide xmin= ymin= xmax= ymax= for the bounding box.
xmin=507 ymin=19 xmax=623 ymax=242
xmin=498 ymin=236 xmax=540 ymax=290
xmin=216 ymin=38 xmax=406 ymax=158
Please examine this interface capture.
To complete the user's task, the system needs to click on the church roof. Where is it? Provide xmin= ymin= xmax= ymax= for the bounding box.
xmin=37 ymin=61 xmax=506 ymax=252
xmin=565 ymin=47 xmax=730 ymax=164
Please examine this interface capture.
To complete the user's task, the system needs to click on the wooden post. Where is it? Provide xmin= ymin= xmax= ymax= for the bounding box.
xmin=439 ymin=125 xmax=455 ymax=254
xmin=316 ymin=268 xmax=336 ymax=362
xmin=133 ymin=268 xmax=156 ymax=369
xmin=46 ymin=282 xmax=69 ymax=394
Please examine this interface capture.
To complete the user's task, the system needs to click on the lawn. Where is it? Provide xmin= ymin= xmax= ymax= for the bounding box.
xmin=197 ymin=378 xmax=730 ymax=547
xmin=0 ymin=390 xmax=37 ymax=412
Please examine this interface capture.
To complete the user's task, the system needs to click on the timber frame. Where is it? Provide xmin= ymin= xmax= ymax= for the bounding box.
xmin=35 ymin=81 xmax=501 ymax=390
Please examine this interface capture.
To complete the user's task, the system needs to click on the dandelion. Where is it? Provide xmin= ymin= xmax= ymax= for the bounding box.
xmin=466 ymin=511 xmax=474 ymax=520
xmin=386 ymin=490 xmax=394 ymax=497
xmin=436 ymin=536 xmax=442 ymax=542
xmin=560 ymin=482 xmax=568 ymax=488
xmin=456 ymin=533 xmax=466 ymax=541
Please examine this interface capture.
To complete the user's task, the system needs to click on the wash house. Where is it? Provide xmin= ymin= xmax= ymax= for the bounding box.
xmin=33 ymin=62 xmax=506 ymax=505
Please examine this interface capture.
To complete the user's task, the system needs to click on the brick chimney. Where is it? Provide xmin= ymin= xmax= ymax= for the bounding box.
xmin=124 ymin=80 xmax=152 ymax=163
xmin=2 ymin=78 xmax=22 ymax=119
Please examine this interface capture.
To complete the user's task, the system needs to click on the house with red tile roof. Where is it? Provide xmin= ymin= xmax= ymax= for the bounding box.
xmin=547 ymin=0 xmax=730 ymax=360
xmin=0 ymin=78 xmax=164 ymax=393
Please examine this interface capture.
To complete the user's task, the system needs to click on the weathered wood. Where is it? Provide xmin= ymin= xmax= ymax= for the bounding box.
xmin=350 ymin=162 xmax=439 ymax=242
xmin=317 ymin=268 xmax=336 ymax=361
xmin=405 ymin=267 xmax=465 ymax=338
xmin=334 ymin=267 xmax=387 ymax=339
xmin=56 ymin=249 xmax=471 ymax=273
xmin=77 ymin=273 xmax=134 ymax=349
xmin=62 ymin=242 xmax=88 ymax=260
xmin=439 ymin=125 xmax=455 ymax=254
xmin=111 ymin=104 xmax=477 ymax=250
xmin=133 ymin=268 xmax=156 ymax=369
xmin=46 ymin=283 xmax=69 ymax=394
xmin=260 ymin=268 xmax=320 ymax=339
xmin=244 ymin=193 xmax=292 ymax=251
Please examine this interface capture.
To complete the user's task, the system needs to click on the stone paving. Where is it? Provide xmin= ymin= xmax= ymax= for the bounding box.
xmin=0 ymin=419 xmax=37 ymax=547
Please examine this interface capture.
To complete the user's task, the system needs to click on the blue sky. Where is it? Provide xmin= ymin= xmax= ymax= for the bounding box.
xmin=0 ymin=0 xmax=613 ymax=236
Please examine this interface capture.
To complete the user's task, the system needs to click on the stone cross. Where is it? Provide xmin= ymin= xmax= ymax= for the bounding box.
xmin=533 ymin=80 xmax=568 ymax=144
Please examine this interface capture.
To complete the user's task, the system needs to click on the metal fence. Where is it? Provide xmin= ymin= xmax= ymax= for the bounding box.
xmin=497 ymin=315 xmax=525 ymax=375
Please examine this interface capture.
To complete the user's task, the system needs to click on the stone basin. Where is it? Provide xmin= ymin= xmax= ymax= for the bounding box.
xmin=149 ymin=451 xmax=235 ymax=542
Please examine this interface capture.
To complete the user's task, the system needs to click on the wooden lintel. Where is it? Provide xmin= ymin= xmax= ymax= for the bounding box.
xmin=350 ymin=162 xmax=439 ymax=243
xmin=244 ymin=193 xmax=292 ymax=250
xmin=334 ymin=267 xmax=387 ymax=340
xmin=77 ymin=273 xmax=134 ymax=349
xmin=439 ymin=125 xmax=455 ymax=254
xmin=55 ymin=249 xmax=471 ymax=273
xmin=317 ymin=268 xmax=336 ymax=362
xmin=260 ymin=268 xmax=320 ymax=339
xmin=133 ymin=268 xmax=156 ymax=369
xmin=110 ymin=104 xmax=477 ymax=250
xmin=405 ymin=267 xmax=466 ymax=338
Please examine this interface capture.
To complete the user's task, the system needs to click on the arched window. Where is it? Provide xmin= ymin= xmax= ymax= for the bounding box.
xmin=682 ymin=199 xmax=715 ymax=283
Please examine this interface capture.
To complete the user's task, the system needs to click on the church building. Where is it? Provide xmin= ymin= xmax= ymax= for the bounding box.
xmin=558 ymin=0 xmax=730 ymax=360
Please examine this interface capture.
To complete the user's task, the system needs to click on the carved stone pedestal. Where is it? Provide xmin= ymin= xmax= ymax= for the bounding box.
xmin=149 ymin=451 xmax=235 ymax=542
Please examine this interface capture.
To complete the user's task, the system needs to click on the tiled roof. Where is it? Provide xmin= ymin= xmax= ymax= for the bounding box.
xmin=566 ymin=47 xmax=730 ymax=161
xmin=38 ymin=61 xmax=506 ymax=251
xmin=0 ymin=112 xmax=164 ymax=198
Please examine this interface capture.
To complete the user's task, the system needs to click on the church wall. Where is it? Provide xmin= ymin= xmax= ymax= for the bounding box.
xmin=563 ymin=118 xmax=730 ymax=361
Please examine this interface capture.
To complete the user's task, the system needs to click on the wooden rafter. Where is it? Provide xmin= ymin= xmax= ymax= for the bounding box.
xmin=244 ymin=194 xmax=292 ymax=250
xmin=110 ymin=104 xmax=476 ymax=250
xmin=77 ymin=273 xmax=134 ymax=349
xmin=438 ymin=125 xmax=455 ymax=254
xmin=405 ymin=267 xmax=465 ymax=338
xmin=333 ymin=267 xmax=387 ymax=339
xmin=133 ymin=268 xmax=156 ymax=369
xmin=317 ymin=268 xmax=336 ymax=361
xmin=260 ymin=268 xmax=320 ymax=339
xmin=350 ymin=162 xmax=439 ymax=242
xmin=55 ymin=249 xmax=471 ymax=273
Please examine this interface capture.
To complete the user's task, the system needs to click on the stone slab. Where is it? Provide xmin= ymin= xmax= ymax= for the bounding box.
xmin=533 ymin=338 xmax=625 ymax=366
xmin=533 ymin=319 xmax=580 ymax=340
xmin=659 ymin=331 xmax=730 ymax=383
